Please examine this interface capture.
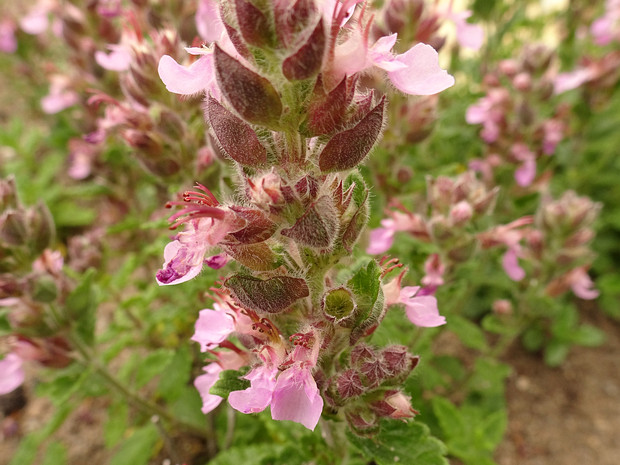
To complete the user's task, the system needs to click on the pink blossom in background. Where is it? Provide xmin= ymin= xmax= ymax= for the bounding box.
xmin=196 ymin=0 xmax=224 ymax=43
xmin=0 ymin=20 xmax=17 ymax=54
xmin=270 ymin=365 xmax=324 ymax=430
xmin=366 ymin=211 xmax=423 ymax=255
xmin=0 ymin=354 xmax=25 ymax=395
xmin=445 ymin=10 xmax=484 ymax=51
xmin=590 ymin=0 xmax=620 ymax=45
xmin=421 ymin=254 xmax=445 ymax=292
xmin=512 ymin=144 xmax=536 ymax=187
xmin=399 ymin=286 xmax=446 ymax=327
xmin=96 ymin=0 xmax=122 ymax=18
xmin=542 ymin=119 xmax=564 ymax=155
xmin=19 ymin=1 xmax=51 ymax=36
xmin=502 ymin=248 xmax=525 ymax=281
xmin=195 ymin=363 xmax=224 ymax=413
xmin=191 ymin=305 xmax=236 ymax=351
xmin=554 ymin=68 xmax=595 ymax=94
xmin=41 ymin=76 xmax=79 ymax=114
xmin=568 ymin=268 xmax=599 ymax=300
xmin=95 ymin=44 xmax=132 ymax=72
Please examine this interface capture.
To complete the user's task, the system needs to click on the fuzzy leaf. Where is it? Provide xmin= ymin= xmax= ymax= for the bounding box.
xmin=228 ymin=206 xmax=277 ymax=243
xmin=348 ymin=419 xmax=448 ymax=465
xmin=281 ymin=195 xmax=339 ymax=248
xmin=223 ymin=242 xmax=281 ymax=271
xmin=235 ymin=0 xmax=272 ymax=47
xmin=305 ymin=76 xmax=350 ymax=135
xmin=225 ymin=274 xmax=309 ymax=313
xmin=275 ymin=0 xmax=316 ymax=47
xmin=282 ymin=18 xmax=325 ymax=80
xmin=206 ymin=95 xmax=267 ymax=166
xmin=209 ymin=367 xmax=251 ymax=399
xmin=342 ymin=191 xmax=369 ymax=252
xmin=319 ymin=96 xmax=385 ymax=172
xmin=214 ymin=45 xmax=282 ymax=127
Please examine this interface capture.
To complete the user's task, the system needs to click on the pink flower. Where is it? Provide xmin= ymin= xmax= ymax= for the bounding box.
xmin=158 ymin=49 xmax=219 ymax=97
xmin=0 ymin=353 xmax=24 ymax=395
xmin=270 ymin=365 xmax=324 ymax=430
xmin=502 ymin=248 xmax=525 ymax=281
xmin=95 ymin=44 xmax=132 ymax=72
xmin=366 ymin=212 xmax=424 ymax=255
xmin=0 ymin=20 xmax=17 ymax=54
xmin=41 ymin=76 xmax=79 ymax=114
xmin=568 ymin=268 xmax=599 ymax=300
xmin=399 ymin=286 xmax=446 ymax=327
xmin=196 ymin=0 xmax=224 ymax=43
xmin=19 ymin=2 xmax=51 ymax=35
xmin=191 ymin=305 xmax=236 ymax=351
xmin=228 ymin=365 xmax=278 ymax=414
xmin=421 ymin=254 xmax=445 ymax=291
xmin=554 ymin=68 xmax=595 ymax=94
xmin=542 ymin=119 xmax=564 ymax=155
xmin=448 ymin=11 xmax=484 ymax=51
xmin=195 ymin=363 xmax=224 ymax=413
xmin=387 ymin=43 xmax=455 ymax=95
xmin=156 ymin=210 xmax=243 ymax=285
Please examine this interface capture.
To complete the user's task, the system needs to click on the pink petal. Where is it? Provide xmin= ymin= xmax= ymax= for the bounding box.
xmin=20 ymin=9 xmax=49 ymax=35
xmin=366 ymin=227 xmax=395 ymax=255
xmin=571 ymin=270 xmax=599 ymax=300
xmin=195 ymin=363 xmax=224 ymax=414
xmin=41 ymin=91 xmax=79 ymax=114
xmin=554 ymin=68 xmax=593 ymax=94
xmin=156 ymin=240 xmax=204 ymax=286
xmin=271 ymin=367 xmax=323 ymax=431
xmin=514 ymin=157 xmax=536 ymax=187
xmin=196 ymin=0 xmax=224 ymax=43
xmin=228 ymin=366 xmax=277 ymax=414
xmin=451 ymin=12 xmax=484 ymax=51
xmin=400 ymin=288 xmax=446 ymax=327
xmin=158 ymin=54 xmax=216 ymax=96
xmin=502 ymin=249 xmax=525 ymax=281
xmin=388 ymin=43 xmax=455 ymax=96
xmin=191 ymin=309 xmax=235 ymax=351
xmin=0 ymin=21 xmax=17 ymax=54
xmin=95 ymin=45 xmax=132 ymax=72
xmin=0 ymin=353 xmax=25 ymax=395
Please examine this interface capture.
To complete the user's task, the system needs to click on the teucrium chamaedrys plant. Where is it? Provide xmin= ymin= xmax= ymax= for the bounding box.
xmin=155 ymin=0 xmax=453 ymax=437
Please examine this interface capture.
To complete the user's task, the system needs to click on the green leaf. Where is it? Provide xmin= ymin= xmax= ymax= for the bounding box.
xmin=348 ymin=420 xmax=448 ymax=465
xmin=208 ymin=443 xmax=286 ymax=465
xmin=544 ymin=340 xmax=570 ymax=367
xmin=210 ymin=368 xmax=251 ymax=399
xmin=66 ymin=269 xmax=98 ymax=345
xmin=110 ymin=424 xmax=160 ymax=465
xmin=41 ymin=441 xmax=67 ymax=465
xmin=157 ymin=345 xmax=192 ymax=402
xmin=134 ymin=349 xmax=175 ymax=389
xmin=104 ymin=401 xmax=129 ymax=448
xmin=569 ymin=324 xmax=606 ymax=347
xmin=448 ymin=315 xmax=488 ymax=351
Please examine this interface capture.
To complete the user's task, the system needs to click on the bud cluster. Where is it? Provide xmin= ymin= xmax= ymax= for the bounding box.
xmin=467 ymin=44 xmax=569 ymax=189
xmin=154 ymin=0 xmax=453 ymax=432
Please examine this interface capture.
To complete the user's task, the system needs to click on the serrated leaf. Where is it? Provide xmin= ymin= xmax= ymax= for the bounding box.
xmin=348 ymin=419 xmax=448 ymax=465
xmin=110 ymin=424 xmax=160 ymax=465
xmin=225 ymin=274 xmax=309 ymax=313
xmin=157 ymin=345 xmax=192 ymax=402
xmin=210 ymin=368 xmax=251 ymax=399
xmin=105 ymin=401 xmax=129 ymax=448
xmin=66 ymin=269 xmax=97 ymax=345
xmin=448 ymin=315 xmax=488 ymax=351
xmin=135 ymin=349 xmax=175 ymax=389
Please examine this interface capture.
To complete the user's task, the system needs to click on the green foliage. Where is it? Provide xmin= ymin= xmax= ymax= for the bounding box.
xmin=109 ymin=424 xmax=160 ymax=465
xmin=210 ymin=368 xmax=251 ymax=399
xmin=348 ymin=420 xmax=449 ymax=465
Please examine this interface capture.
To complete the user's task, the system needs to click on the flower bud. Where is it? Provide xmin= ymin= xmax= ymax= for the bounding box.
xmin=492 ymin=299 xmax=513 ymax=315
xmin=0 ymin=210 xmax=28 ymax=247
xmin=322 ymin=287 xmax=357 ymax=326
xmin=0 ymin=177 xmax=18 ymax=210
xmin=336 ymin=369 xmax=364 ymax=399
xmin=370 ymin=390 xmax=418 ymax=419
xmin=450 ymin=201 xmax=473 ymax=227
xmin=513 ymin=72 xmax=532 ymax=92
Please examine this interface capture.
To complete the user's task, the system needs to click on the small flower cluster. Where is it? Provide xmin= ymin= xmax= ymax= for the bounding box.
xmin=155 ymin=0 xmax=451 ymax=431
xmin=467 ymin=44 xmax=568 ymax=189
xmin=0 ymin=177 xmax=74 ymax=395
